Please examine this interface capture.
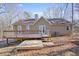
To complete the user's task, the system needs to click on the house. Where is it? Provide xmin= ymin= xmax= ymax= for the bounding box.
xmin=13 ymin=15 xmax=72 ymax=37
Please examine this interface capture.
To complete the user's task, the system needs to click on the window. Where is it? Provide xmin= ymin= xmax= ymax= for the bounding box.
xmin=18 ymin=25 xmax=22 ymax=31
xmin=17 ymin=25 xmax=22 ymax=34
xmin=66 ymin=26 xmax=70 ymax=30
xmin=27 ymin=24 xmax=30 ymax=30
xmin=39 ymin=25 xmax=47 ymax=34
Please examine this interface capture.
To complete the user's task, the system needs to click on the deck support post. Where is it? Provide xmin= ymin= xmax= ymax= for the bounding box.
xmin=6 ymin=38 xmax=9 ymax=45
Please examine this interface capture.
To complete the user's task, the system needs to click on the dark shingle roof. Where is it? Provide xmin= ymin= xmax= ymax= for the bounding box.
xmin=13 ymin=18 xmax=71 ymax=25
xmin=48 ymin=18 xmax=71 ymax=24
xmin=13 ymin=19 xmax=35 ymax=25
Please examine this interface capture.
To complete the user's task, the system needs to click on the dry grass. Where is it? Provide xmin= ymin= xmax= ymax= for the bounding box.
xmin=63 ymin=50 xmax=76 ymax=56
xmin=15 ymin=43 xmax=77 ymax=56
xmin=0 ymin=46 xmax=16 ymax=56
xmin=43 ymin=36 xmax=72 ymax=43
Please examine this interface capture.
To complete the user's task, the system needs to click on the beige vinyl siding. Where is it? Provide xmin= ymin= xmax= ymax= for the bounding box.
xmin=50 ymin=24 xmax=71 ymax=35
xmin=30 ymin=18 xmax=50 ymax=31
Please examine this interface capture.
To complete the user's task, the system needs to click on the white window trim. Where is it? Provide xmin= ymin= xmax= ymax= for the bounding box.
xmin=39 ymin=25 xmax=47 ymax=34
xmin=17 ymin=25 xmax=22 ymax=31
xmin=26 ymin=24 xmax=30 ymax=30
xmin=17 ymin=25 xmax=22 ymax=34
xmin=27 ymin=25 xmax=29 ymax=30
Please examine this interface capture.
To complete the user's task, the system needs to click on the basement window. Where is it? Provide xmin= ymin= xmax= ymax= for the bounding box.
xmin=66 ymin=26 xmax=70 ymax=30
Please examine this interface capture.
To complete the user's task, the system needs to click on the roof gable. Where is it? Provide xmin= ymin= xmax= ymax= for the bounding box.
xmin=32 ymin=17 xmax=52 ymax=25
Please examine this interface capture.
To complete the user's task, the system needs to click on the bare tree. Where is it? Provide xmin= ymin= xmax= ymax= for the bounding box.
xmin=43 ymin=4 xmax=64 ymax=18
xmin=17 ymin=11 xmax=31 ymax=20
xmin=0 ymin=4 xmax=30 ymax=39
xmin=73 ymin=3 xmax=79 ymax=32
xmin=43 ymin=4 xmax=69 ymax=19
xmin=0 ymin=4 xmax=8 ymax=38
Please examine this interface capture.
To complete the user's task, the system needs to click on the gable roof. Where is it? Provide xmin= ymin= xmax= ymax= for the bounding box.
xmin=13 ymin=17 xmax=71 ymax=25
xmin=32 ymin=17 xmax=52 ymax=25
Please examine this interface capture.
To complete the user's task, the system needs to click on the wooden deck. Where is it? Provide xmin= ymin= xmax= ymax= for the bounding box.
xmin=3 ymin=30 xmax=49 ymax=39
xmin=3 ymin=34 xmax=43 ymax=39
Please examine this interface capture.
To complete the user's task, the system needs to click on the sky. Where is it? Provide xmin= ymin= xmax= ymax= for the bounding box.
xmin=21 ymin=4 xmax=67 ymax=10
xmin=18 ymin=3 xmax=69 ymax=17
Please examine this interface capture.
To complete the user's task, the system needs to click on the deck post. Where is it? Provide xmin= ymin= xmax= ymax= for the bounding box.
xmin=6 ymin=38 xmax=9 ymax=45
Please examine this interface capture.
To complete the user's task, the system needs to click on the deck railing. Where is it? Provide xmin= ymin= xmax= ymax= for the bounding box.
xmin=3 ymin=30 xmax=49 ymax=39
